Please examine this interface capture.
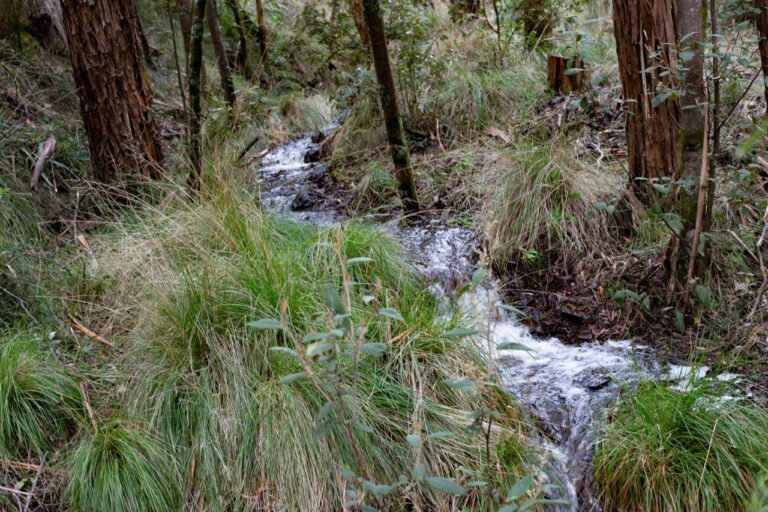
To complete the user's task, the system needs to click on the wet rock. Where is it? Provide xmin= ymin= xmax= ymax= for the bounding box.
xmin=291 ymin=186 xmax=320 ymax=211
xmin=310 ymin=131 xmax=325 ymax=143
xmin=304 ymin=147 xmax=321 ymax=163
xmin=306 ymin=166 xmax=331 ymax=187
xmin=559 ymin=307 xmax=590 ymax=325
xmin=577 ymin=368 xmax=612 ymax=391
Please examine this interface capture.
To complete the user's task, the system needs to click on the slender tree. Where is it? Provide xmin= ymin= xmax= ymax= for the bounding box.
xmin=206 ymin=0 xmax=236 ymax=108
xmin=757 ymin=0 xmax=768 ymax=108
xmin=226 ymin=0 xmax=252 ymax=78
xmin=612 ymin=0 xmax=680 ymax=201
xmin=132 ymin=1 xmax=155 ymax=70
xmin=188 ymin=0 xmax=206 ymax=191
xmin=678 ymin=0 xmax=707 ymax=230
xmin=362 ymin=0 xmax=419 ymax=211
xmin=349 ymin=0 xmax=370 ymax=49
xmin=177 ymin=0 xmax=193 ymax=64
xmin=255 ymin=0 xmax=269 ymax=66
xmin=61 ymin=0 xmax=163 ymax=189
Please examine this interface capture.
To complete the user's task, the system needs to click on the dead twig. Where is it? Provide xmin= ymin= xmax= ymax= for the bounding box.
xmin=22 ymin=453 xmax=46 ymax=512
xmin=69 ymin=316 xmax=114 ymax=348
xmin=30 ymin=136 xmax=56 ymax=189
xmin=80 ymin=381 xmax=98 ymax=430
xmin=0 ymin=287 xmax=38 ymax=325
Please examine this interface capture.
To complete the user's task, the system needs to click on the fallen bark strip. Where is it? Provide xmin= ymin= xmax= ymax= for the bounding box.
xmin=69 ymin=316 xmax=114 ymax=348
xmin=30 ymin=136 xmax=56 ymax=189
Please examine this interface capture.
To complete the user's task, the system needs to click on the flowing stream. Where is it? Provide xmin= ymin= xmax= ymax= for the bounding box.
xmin=254 ymin=124 xmax=663 ymax=511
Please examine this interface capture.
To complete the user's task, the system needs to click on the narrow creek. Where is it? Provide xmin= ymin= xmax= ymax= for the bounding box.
xmin=254 ymin=124 xmax=663 ymax=511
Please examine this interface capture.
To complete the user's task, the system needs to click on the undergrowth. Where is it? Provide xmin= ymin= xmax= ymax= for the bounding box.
xmin=66 ymin=420 xmax=181 ymax=512
xmin=594 ymin=380 xmax=768 ymax=512
xmin=79 ymin=193 xmax=532 ymax=510
xmin=0 ymin=331 xmax=82 ymax=458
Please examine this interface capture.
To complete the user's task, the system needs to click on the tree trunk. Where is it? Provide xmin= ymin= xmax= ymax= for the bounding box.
xmin=349 ymin=0 xmax=370 ymax=49
xmin=757 ymin=0 xmax=768 ymax=108
xmin=132 ymin=1 xmax=155 ymax=70
xmin=362 ymin=0 xmax=419 ymax=212
xmin=677 ymin=0 xmax=707 ymax=230
xmin=206 ymin=0 xmax=236 ymax=108
xmin=519 ymin=0 xmax=554 ymax=47
xmin=61 ymin=0 xmax=163 ymax=189
xmin=25 ymin=0 xmax=68 ymax=52
xmin=188 ymin=0 xmax=206 ymax=191
xmin=226 ymin=0 xmax=252 ymax=78
xmin=255 ymin=0 xmax=268 ymax=66
xmin=612 ymin=0 xmax=680 ymax=201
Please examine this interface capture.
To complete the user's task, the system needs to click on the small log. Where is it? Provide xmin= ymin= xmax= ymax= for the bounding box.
xmin=547 ymin=55 xmax=587 ymax=94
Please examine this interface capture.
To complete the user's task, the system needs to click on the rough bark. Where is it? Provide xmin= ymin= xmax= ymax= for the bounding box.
xmin=757 ymin=0 xmax=768 ymax=108
xmin=349 ymin=0 xmax=370 ymax=49
xmin=188 ymin=0 xmax=206 ymax=191
xmin=61 ymin=0 xmax=163 ymax=188
xmin=362 ymin=0 xmax=419 ymax=211
xmin=255 ymin=0 xmax=268 ymax=66
xmin=206 ymin=0 xmax=236 ymax=108
xmin=612 ymin=0 xmax=680 ymax=201
xmin=677 ymin=0 xmax=707 ymax=229
xmin=226 ymin=0 xmax=252 ymax=78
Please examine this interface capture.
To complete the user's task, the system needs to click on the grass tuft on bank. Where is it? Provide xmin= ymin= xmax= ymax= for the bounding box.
xmin=0 ymin=331 xmax=83 ymax=459
xmin=594 ymin=381 xmax=768 ymax=512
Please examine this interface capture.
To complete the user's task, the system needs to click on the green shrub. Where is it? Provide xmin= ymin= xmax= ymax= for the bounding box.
xmin=594 ymin=381 xmax=768 ymax=512
xmin=0 ymin=332 xmax=82 ymax=458
xmin=66 ymin=421 xmax=182 ymax=512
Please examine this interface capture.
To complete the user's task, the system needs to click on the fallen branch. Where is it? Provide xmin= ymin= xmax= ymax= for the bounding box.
xmin=757 ymin=156 xmax=768 ymax=174
xmin=237 ymin=134 xmax=261 ymax=162
xmin=69 ymin=316 xmax=113 ymax=348
xmin=0 ymin=485 xmax=32 ymax=497
xmin=30 ymin=136 xmax=56 ymax=189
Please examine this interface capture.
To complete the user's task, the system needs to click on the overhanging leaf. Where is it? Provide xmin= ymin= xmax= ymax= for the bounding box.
xmin=425 ymin=477 xmax=466 ymax=496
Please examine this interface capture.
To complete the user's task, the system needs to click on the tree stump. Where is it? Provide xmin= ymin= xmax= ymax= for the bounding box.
xmin=547 ymin=55 xmax=587 ymax=94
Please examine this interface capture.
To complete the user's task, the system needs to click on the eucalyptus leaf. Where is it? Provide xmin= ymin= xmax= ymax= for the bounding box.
xmin=425 ymin=477 xmax=466 ymax=495
xmin=247 ymin=318 xmax=283 ymax=330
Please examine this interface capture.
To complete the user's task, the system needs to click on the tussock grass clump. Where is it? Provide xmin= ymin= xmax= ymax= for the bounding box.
xmin=0 ymin=332 xmax=82 ymax=458
xmin=483 ymin=140 xmax=618 ymax=267
xmin=66 ymin=421 xmax=182 ymax=512
xmin=87 ymin=195 xmax=530 ymax=510
xmin=594 ymin=381 xmax=768 ymax=512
